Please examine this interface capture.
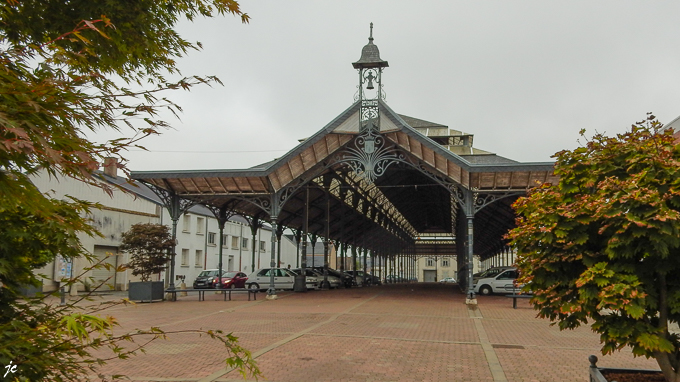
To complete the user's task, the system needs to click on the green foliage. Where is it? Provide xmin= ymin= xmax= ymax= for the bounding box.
xmin=0 ymin=0 xmax=261 ymax=380
xmin=120 ymin=223 xmax=174 ymax=282
xmin=508 ymin=114 xmax=680 ymax=381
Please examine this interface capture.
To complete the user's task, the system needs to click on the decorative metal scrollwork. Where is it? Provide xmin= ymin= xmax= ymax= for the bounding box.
xmin=335 ymin=121 xmax=405 ymax=184
xmin=227 ymin=195 xmax=272 ymax=215
xmin=142 ymin=182 xmax=198 ymax=219
xmin=473 ymin=193 xmax=497 ymax=213
xmin=278 ymin=177 xmax=307 ymax=207
xmin=473 ymin=191 xmax=524 ymax=213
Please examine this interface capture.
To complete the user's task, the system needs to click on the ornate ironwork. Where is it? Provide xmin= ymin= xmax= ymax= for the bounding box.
xmin=473 ymin=191 xmax=524 ymax=213
xmin=205 ymin=201 xmax=240 ymax=225
xmin=335 ymin=121 xmax=405 ymax=184
xmin=142 ymin=181 xmax=198 ymax=218
xmin=226 ymin=194 xmax=272 ymax=215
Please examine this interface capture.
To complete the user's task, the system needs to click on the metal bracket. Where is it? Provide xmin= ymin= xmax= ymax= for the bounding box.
xmin=143 ymin=181 xmax=198 ymax=220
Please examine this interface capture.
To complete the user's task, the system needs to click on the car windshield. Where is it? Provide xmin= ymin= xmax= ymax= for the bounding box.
xmin=198 ymin=270 xmax=219 ymax=277
xmin=477 ymin=268 xmax=504 ymax=278
xmin=224 ymin=272 xmax=238 ymax=278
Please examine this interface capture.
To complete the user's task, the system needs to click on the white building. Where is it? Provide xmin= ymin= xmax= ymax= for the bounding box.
xmin=30 ymin=162 xmax=298 ymax=294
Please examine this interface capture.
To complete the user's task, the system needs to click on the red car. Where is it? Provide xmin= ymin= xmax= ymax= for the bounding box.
xmin=212 ymin=271 xmax=249 ymax=289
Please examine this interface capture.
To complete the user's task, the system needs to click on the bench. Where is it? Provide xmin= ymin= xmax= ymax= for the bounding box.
xmin=165 ymin=288 xmax=258 ymax=302
xmin=505 ymin=293 xmax=532 ymax=309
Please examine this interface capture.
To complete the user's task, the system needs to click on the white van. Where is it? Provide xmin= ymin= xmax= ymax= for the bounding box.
xmin=473 ymin=268 xmax=519 ymax=295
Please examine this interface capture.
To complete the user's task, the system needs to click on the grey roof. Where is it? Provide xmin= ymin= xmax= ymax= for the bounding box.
xmin=397 ymin=115 xmax=448 ymax=129
xmin=664 ymin=114 xmax=680 ymax=132
xmin=352 ymin=24 xmax=388 ymax=69
xmin=461 ymin=154 xmax=518 ymax=165
xmin=249 ymin=158 xmax=278 ymax=170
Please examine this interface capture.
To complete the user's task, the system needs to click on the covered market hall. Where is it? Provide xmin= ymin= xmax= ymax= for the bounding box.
xmin=130 ymin=24 xmax=557 ymax=302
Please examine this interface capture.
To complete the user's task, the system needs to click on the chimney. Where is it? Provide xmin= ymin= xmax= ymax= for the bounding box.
xmin=102 ymin=157 xmax=118 ymax=178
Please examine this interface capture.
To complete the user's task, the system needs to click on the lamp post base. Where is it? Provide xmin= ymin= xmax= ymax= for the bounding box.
xmin=293 ymin=275 xmax=307 ymax=292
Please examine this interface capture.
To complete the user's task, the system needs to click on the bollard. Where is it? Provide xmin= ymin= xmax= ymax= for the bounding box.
xmin=60 ymin=286 xmax=66 ymax=306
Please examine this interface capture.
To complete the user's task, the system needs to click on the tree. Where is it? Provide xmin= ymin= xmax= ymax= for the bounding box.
xmin=508 ymin=114 xmax=680 ymax=382
xmin=120 ymin=223 xmax=174 ymax=282
xmin=0 ymin=1 xmax=262 ymax=380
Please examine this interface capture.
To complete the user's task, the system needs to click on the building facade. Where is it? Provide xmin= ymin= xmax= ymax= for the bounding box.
xmin=30 ymin=163 xmax=298 ymax=294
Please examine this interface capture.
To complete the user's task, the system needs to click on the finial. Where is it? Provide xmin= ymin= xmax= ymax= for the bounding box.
xmin=369 ymin=23 xmax=374 ymax=42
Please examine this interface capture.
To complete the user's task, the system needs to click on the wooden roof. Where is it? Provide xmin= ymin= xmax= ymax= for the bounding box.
xmin=132 ymin=100 xmax=556 ymax=260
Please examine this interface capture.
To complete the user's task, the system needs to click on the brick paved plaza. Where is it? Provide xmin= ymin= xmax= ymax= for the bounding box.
xmin=82 ymin=283 xmax=658 ymax=382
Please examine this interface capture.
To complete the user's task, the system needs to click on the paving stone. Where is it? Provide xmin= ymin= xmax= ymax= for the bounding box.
xmin=45 ymin=283 xmax=659 ymax=382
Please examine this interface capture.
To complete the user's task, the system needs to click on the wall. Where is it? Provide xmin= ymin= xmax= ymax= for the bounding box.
xmin=31 ymin=171 xmax=299 ymax=292
xmin=30 ymin=171 xmax=160 ymax=293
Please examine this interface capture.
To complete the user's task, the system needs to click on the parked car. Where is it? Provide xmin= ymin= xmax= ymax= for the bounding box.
xmin=385 ymin=274 xmax=404 ymax=283
xmin=290 ymin=268 xmax=324 ymax=290
xmin=345 ymin=270 xmax=381 ymax=286
xmin=343 ymin=271 xmax=361 ymax=286
xmin=473 ymin=268 xmax=519 ymax=296
xmin=439 ymin=277 xmax=457 ymax=284
xmin=307 ymin=268 xmax=342 ymax=289
xmin=193 ymin=269 xmax=225 ymax=289
xmin=310 ymin=267 xmax=353 ymax=288
xmin=212 ymin=271 xmax=248 ymax=289
xmin=247 ymin=268 xmax=298 ymax=291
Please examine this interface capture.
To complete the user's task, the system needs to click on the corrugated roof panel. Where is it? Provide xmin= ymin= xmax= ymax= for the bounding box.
xmin=332 ymin=110 xmax=361 ymax=133
xmin=380 ymin=113 xmax=400 ymax=132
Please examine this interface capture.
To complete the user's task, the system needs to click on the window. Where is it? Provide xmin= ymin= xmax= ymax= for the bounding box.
xmin=182 ymin=214 xmax=191 ymax=233
xmin=442 ymin=258 xmax=450 ymax=267
xmin=181 ymin=249 xmax=189 ymax=266
xmin=195 ymin=250 xmax=203 ymax=267
xmin=426 ymin=258 xmax=435 ymax=267
xmin=208 ymin=232 xmax=216 ymax=245
xmin=232 ymin=236 xmax=239 ymax=248
xmin=242 ymin=238 xmax=248 ymax=249
xmin=222 ymin=234 xmax=228 ymax=248
xmin=497 ymin=270 xmax=517 ymax=280
xmin=260 ymin=240 xmax=266 ymax=251
xmin=196 ymin=217 xmax=205 ymax=234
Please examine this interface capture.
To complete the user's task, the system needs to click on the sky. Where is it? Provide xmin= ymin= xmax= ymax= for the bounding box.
xmin=102 ymin=1 xmax=680 ymax=172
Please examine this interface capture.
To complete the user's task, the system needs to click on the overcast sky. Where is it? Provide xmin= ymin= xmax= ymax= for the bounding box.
xmin=104 ymin=1 xmax=680 ymax=172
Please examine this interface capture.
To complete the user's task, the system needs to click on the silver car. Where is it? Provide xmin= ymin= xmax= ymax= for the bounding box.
xmin=291 ymin=268 xmax=322 ymax=290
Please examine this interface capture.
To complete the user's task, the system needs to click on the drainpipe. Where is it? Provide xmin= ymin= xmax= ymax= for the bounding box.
xmin=239 ymin=223 xmax=243 ymax=271
xmin=204 ymin=216 xmax=209 ymax=269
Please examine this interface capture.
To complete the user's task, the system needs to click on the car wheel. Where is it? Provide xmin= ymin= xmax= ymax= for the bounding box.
xmin=229 ymin=284 xmax=236 ymax=289
xmin=248 ymin=283 xmax=260 ymax=291
xmin=479 ymin=285 xmax=493 ymax=296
